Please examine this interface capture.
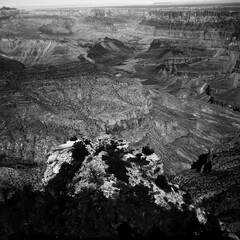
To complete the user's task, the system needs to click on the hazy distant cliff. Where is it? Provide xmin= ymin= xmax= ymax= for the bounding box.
xmin=140 ymin=10 xmax=240 ymax=44
xmin=0 ymin=7 xmax=19 ymax=20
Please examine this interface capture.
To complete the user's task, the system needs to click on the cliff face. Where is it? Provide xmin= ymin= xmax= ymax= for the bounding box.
xmin=38 ymin=21 xmax=72 ymax=35
xmin=0 ymin=137 xmax=226 ymax=239
xmin=0 ymin=38 xmax=87 ymax=66
xmin=140 ymin=10 xmax=240 ymax=45
xmin=132 ymin=31 xmax=240 ymax=110
xmin=172 ymin=132 xmax=240 ymax=238
xmin=87 ymin=37 xmax=134 ymax=64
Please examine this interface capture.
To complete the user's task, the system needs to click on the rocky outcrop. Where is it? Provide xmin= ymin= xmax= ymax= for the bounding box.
xmin=84 ymin=9 xmax=126 ymax=26
xmin=0 ymin=7 xmax=19 ymax=20
xmin=82 ymin=9 xmax=128 ymax=34
xmin=172 ymin=131 xmax=240 ymax=238
xmin=0 ymin=56 xmax=25 ymax=72
xmin=134 ymin=35 xmax=240 ymax=110
xmin=38 ymin=20 xmax=73 ymax=35
xmin=43 ymin=136 xmax=164 ymax=198
xmin=0 ymin=136 xmax=228 ymax=239
xmin=87 ymin=37 xmax=134 ymax=64
xmin=0 ymin=38 xmax=87 ymax=66
xmin=85 ymin=8 xmax=126 ymax=24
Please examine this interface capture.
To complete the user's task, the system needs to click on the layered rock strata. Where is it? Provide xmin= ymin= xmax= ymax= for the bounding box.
xmin=1 ymin=72 xmax=240 ymax=175
xmin=140 ymin=10 xmax=240 ymax=45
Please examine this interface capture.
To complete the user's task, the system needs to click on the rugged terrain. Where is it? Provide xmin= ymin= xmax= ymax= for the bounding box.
xmin=0 ymin=137 xmax=231 ymax=239
xmin=0 ymin=7 xmax=19 ymax=20
xmin=172 ymin=131 xmax=240 ymax=237
xmin=0 ymin=3 xmax=240 ymax=239
xmin=1 ymin=69 xmax=240 ymax=175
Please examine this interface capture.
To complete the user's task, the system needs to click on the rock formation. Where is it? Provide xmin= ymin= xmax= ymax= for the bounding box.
xmin=172 ymin=131 xmax=240 ymax=238
xmin=0 ymin=136 xmax=228 ymax=239
xmin=87 ymin=37 xmax=134 ymax=64
xmin=0 ymin=56 xmax=25 ymax=72
xmin=38 ymin=21 xmax=72 ymax=35
xmin=140 ymin=10 xmax=240 ymax=45
xmin=0 ymin=39 xmax=87 ymax=66
xmin=0 ymin=7 xmax=19 ymax=20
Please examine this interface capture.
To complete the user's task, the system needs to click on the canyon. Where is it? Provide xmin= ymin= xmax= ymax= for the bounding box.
xmin=0 ymin=2 xmax=240 ymax=240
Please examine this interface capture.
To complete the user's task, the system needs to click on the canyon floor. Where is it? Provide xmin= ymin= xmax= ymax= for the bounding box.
xmin=0 ymin=2 xmax=240 ymax=240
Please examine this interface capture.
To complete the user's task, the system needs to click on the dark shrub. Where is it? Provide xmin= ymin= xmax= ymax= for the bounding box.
xmin=129 ymin=153 xmax=149 ymax=166
xmin=105 ymin=152 xmax=129 ymax=183
xmin=155 ymin=175 xmax=171 ymax=193
xmin=69 ymin=136 xmax=77 ymax=141
xmin=142 ymin=146 xmax=154 ymax=156
xmin=94 ymin=145 xmax=105 ymax=156
xmin=191 ymin=153 xmax=208 ymax=172
xmin=117 ymin=222 xmax=144 ymax=240
xmin=72 ymin=142 xmax=89 ymax=162
xmin=183 ymin=192 xmax=193 ymax=205
xmin=202 ymin=161 xmax=212 ymax=173
xmin=147 ymin=224 xmax=166 ymax=240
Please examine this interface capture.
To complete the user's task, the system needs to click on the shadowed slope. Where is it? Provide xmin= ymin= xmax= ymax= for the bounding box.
xmin=172 ymin=132 xmax=240 ymax=237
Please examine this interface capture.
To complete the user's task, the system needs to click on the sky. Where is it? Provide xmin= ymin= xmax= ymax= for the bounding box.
xmin=0 ymin=0 xmax=237 ymax=7
xmin=2 ymin=0 xmax=152 ymax=7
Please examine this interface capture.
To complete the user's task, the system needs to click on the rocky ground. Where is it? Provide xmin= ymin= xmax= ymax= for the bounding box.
xmin=0 ymin=136 xmax=233 ymax=240
xmin=172 ymin=131 xmax=240 ymax=238
xmin=1 ymin=69 xmax=240 ymax=174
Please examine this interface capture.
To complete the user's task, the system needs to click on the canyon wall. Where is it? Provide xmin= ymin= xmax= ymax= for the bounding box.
xmin=140 ymin=10 xmax=239 ymax=44
xmin=0 ymin=38 xmax=87 ymax=66
xmin=1 ymin=71 xmax=240 ymax=175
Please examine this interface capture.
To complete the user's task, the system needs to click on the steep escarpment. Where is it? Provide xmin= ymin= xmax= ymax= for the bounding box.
xmin=131 ymin=34 xmax=240 ymax=112
xmin=38 ymin=20 xmax=73 ymax=35
xmin=84 ymin=8 xmax=125 ymax=33
xmin=172 ymin=131 xmax=240 ymax=238
xmin=81 ymin=8 xmax=148 ymax=35
xmin=0 ymin=137 xmax=227 ymax=239
xmin=87 ymin=37 xmax=134 ymax=64
xmin=140 ymin=10 xmax=240 ymax=45
xmin=0 ymin=38 xmax=87 ymax=66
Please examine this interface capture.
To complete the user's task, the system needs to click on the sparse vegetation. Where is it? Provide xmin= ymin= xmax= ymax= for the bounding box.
xmin=155 ymin=175 xmax=172 ymax=193
xmin=101 ymin=142 xmax=130 ymax=183
xmin=191 ymin=153 xmax=208 ymax=172
xmin=142 ymin=146 xmax=154 ymax=156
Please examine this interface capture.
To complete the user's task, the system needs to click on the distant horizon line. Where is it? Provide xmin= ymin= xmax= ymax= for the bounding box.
xmin=2 ymin=0 xmax=240 ymax=9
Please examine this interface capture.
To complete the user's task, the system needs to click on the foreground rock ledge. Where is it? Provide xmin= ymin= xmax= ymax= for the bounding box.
xmin=0 ymin=136 xmax=230 ymax=239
